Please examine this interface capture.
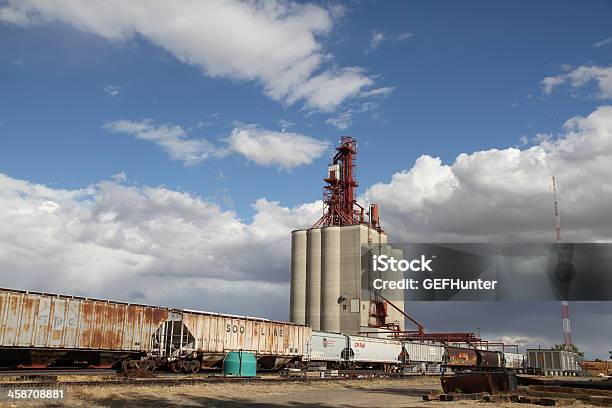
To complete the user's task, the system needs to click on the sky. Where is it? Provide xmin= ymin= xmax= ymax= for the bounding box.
xmin=1 ymin=1 xmax=611 ymax=358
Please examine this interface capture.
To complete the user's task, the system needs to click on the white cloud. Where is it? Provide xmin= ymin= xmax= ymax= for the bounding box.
xmin=366 ymin=30 xmax=413 ymax=54
xmin=277 ymin=119 xmax=295 ymax=130
xmin=0 ymin=0 xmax=384 ymax=112
xmin=395 ymin=32 xmax=413 ymax=41
xmin=227 ymin=125 xmax=330 ymax=169
xmin=105 ymin=120 xmax=329 ymax=169
xmin=325 ymin=110 xmax=354 ymax=130
xmin=360 ymin=86 xmax=394 ymax=98
xmin=0 ymin=172 xmax=321 ymax=316
xmin=324 ymin=93 xmax=391 ymax=130
xmin=594 ymin=37 xmax=612 ymax=48
xmin=103 ymin=85 xmax=121 ymax=97
xmin=104 ymin=120 xmax=221 ymax=166
xmin=367 ymin=31 xmax=386 ymax=53
xmin=362 ymin=105 xmax=612 ymax=242
xmin=541 ymin=65 xmax=612 ymax=98
xmin=286 ymin=67 xmax=374 ymax=112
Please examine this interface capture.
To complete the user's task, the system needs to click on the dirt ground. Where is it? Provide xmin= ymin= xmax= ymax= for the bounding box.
xmin=0 ymin=377 xmax=601 ymax=408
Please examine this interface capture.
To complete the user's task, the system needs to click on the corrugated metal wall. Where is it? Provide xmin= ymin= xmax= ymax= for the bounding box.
xmin=0 ymin=289 xmax=168 ymax=351
xmin=181 ymin=312 xmax=310 ymax=357
xmin=403 ymin=342 xmax=445 ymax=363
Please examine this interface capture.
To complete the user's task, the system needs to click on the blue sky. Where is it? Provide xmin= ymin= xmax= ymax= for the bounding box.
xmin=2 ymin=1 xmax=610 ymax=219
xmin=1 ymin=1 xmax=612 ymax=357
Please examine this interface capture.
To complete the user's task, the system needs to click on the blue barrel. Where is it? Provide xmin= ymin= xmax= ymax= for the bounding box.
xmin=222 ymin=351 xmax=257 ymax=377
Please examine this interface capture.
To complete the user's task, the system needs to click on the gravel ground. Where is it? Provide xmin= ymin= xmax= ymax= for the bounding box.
xmin=2 ymin=377 xmax=438 ymax=407
xmin=0 ymin=377 xmax=601 ymax=408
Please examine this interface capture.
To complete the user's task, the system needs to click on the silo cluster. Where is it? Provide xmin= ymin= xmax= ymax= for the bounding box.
xmin=290 ymin=225 xmax=405 ymax=335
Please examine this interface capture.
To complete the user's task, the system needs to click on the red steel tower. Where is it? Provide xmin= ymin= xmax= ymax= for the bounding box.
xmin=552 ymin=176 xmax=573 ymax=347
xmin=312 ymin=137 xmax=380 ymax=229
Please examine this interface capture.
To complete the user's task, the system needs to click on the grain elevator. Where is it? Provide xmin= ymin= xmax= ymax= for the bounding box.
xmin=290 ymin=137 xmax=405 ymax=336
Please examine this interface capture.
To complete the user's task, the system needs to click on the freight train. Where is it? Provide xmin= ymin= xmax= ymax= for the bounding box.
xmin=0 ymin=288 xmax=525 ymax=373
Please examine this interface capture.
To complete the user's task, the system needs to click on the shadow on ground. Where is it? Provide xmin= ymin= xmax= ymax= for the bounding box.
xmin=82 ymin=384 xmax=435 ymax=408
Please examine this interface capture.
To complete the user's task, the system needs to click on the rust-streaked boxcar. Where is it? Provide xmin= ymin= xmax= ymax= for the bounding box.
xmin=443 ymin=346 xmax=478 ymax=369
xmin=168 ymin=310 xmax=310 ymax=369
xmin=0 ymin=288 xmax=168 ymax=368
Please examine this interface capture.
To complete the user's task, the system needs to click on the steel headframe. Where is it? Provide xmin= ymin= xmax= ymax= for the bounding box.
xmin=313 ymin=136 xmax=369 ymax=228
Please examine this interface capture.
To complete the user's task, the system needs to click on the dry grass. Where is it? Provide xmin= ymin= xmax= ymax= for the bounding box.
xmin=4 ymin=377 xmax=440 ymax=407
xmin=3 ymin=376 xmax=603 ymax=408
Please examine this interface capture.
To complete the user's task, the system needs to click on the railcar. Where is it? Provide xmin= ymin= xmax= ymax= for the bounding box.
xmin=503 ymin=352 xmax=525 ymax=369
xmin=154 ymin=309 xmax=309 ymax=371
xmin=302 ymin=331 xmax=346 ymax=365
xmin=300 ymin=333 xmax=446 ymax=370
xmin=0 ymin=287 xmax=167 ymax=369
xmin=345 ymin=335 xmax=404 ymax=369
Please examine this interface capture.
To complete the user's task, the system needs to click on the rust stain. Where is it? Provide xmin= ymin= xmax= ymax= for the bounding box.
xmin=79 ymin=300 xmax=94 ymax=348
xmin=18 ymin=296 xmax=36 ymax=345
xmin=91 ymin=302 xmax=106 ymax=349
xmin=101 ymin=303 xmax=115 ymax=349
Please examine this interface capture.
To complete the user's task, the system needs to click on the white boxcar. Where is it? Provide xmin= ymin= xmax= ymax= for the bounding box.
xmin=403 ymin=342 xmax=445 ymax=363
xmin=347 ymin=335 xmax=403 ymax=364
xmin=304 ymin=331 xmax=346 ymax=362
xmin=504 ymin=352 xmax=525 ymax=369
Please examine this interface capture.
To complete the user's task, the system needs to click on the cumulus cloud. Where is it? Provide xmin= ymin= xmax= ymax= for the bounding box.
xmin=541 ymin=65 xmax=612 ymax=98
xmin=104 ymin=120 xmax=222 ymax=166
xmin=362 ymin=105 xmax=612 ymax=242
xmin=227 ymin=125 xmax=330 ymax=169
xmin=0 ymin=0 xmax=384 ymax=112
xmin=105 ymin=120 xmax=329 ymax=169
xmin=0 ymin=173 xmax=321 ymax=316
xmin=366 ymin=30 xmax=413 ymax=54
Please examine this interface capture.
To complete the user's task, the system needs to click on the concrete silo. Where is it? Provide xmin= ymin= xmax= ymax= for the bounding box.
xmin=305 ymin=228 xmax=321 ymax=330
xmin=289 ymin=229 xmax=307 ymax=325
xmin=320 ymin=226 xmax=341 ymax=332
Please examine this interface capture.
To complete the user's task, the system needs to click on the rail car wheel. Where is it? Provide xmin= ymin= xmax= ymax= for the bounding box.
xmin=141 ymin=360 xmax=156 ymax=372
xmin=169 ymin=360 xmax=182 ymax=373
xmin=121 ymin=359 xmax=142 ymax=372
xmin=183 ymin=360 xmax=200 ymax=374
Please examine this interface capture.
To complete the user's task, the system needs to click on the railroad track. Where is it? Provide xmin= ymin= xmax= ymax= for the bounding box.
xmin=0 ymin=371 xmax=424 ymax=388
xmin=0 ymin=369 xmax=117 ymax=376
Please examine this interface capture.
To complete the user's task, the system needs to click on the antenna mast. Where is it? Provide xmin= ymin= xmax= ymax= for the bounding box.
xmin=551 ymin=176 xmax=573 ymax=347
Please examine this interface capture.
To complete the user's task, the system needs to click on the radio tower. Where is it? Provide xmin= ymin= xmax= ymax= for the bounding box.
xmin=551 ymin=176 xmax=573 ymax=347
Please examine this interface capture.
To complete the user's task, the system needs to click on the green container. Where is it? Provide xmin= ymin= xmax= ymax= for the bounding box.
xmin=222 ymin=351 xmax=257 ymax=377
